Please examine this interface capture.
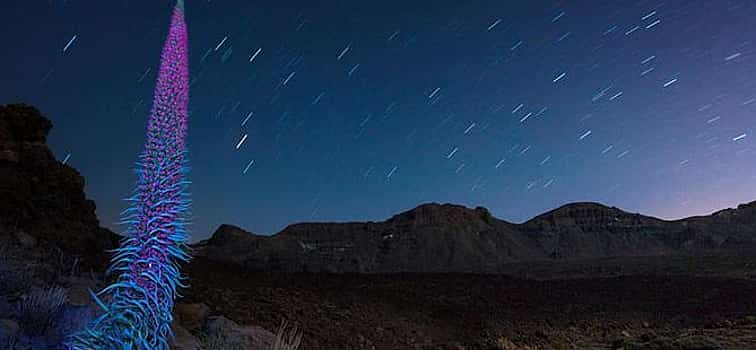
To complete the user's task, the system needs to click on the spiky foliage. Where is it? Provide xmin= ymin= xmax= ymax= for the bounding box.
xmin=67 ymin=2 xmax=191 ymax=349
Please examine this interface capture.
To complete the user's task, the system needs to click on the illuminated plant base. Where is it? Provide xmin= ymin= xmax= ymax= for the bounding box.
xmin=67 ymin=2 xmax=191 ymax=349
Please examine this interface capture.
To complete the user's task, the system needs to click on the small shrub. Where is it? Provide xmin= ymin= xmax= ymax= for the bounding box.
xmin=15 ymin=286 xmax=67 ymax=336
xmin=270 ymin=321 xmax=302 ymax=350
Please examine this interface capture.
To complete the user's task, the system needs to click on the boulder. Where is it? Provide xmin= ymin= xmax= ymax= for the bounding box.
xmin=170 ymin=323 xmax=201 ymax=350
xmin=174 ymin=302 xmax=210 ymax=332
xmin=204 ymin=316 xmax=276 ymax=350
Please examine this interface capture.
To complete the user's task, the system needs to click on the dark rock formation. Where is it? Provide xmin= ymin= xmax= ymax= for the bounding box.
xmin=0 ymin=104 xmax=118 ymax=264
xmin=521 ymin=202 xmax=683 ymax=260
xmin=204 ymin=201 xmax=756 ymax=273
xmin=205 ymin=203 xmax=546 ymax=273
xmin=521 ymin=201 xmax=756 ymax=259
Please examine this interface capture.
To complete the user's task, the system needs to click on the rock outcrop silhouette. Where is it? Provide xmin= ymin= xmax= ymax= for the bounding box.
xmin=0 ymin=104 xmax=118 ymax=262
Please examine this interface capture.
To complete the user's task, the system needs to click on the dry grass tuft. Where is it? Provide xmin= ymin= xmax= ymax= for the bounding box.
xmin=270 ymin=320 xmax=303 ymax=350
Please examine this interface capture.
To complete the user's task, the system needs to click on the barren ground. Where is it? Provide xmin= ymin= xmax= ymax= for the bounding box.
xmin=183 ymin=256 xmax=756 ymax=349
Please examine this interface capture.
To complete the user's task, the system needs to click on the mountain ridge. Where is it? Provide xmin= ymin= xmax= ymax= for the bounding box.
xmin=201 ymin=200 xmax=756 ymax=273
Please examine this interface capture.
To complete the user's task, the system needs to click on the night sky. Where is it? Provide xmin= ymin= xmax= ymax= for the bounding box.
xmin=2 ymin=1 xmax=755 ymax=241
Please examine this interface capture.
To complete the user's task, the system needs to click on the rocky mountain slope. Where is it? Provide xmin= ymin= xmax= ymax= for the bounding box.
xmin=204 ymin=204 xmax=546 ymax=273
xmin=203 ymin=201 xmax=756 ymax=273
xmin=0 ymin=104 xmax=119 ymax=267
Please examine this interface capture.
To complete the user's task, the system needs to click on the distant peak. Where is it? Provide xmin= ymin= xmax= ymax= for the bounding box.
xmin=527 ymin=201 xmax=615 ymax=220
xmin=552 ymin=202 xmax=615 ymax=212
xmin=207 ymin=224 xmax=259 ymax=246
xmin=216 ymin=223 xmax=246 ymax=232
xmin=388 ymin=202 xmax=501 ymax=225
xmin=394 ymin=202 xmax=470 ymax=216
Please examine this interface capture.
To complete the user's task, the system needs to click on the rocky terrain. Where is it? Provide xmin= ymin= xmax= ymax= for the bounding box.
xmin=184 ymin=257 xmax=756 ymax=349
xmin=202 ymin=201 xmax=756 ymax=273
xmin=0 ymin=104 xmax=119 ymax=268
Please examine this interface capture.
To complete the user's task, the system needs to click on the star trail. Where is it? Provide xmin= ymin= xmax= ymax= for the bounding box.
xmin=1 ymin=1 xmax=755 ymax=240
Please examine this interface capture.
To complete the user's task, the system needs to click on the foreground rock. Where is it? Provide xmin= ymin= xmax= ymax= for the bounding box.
xmin=170 ymin=323 xmax=201 ymax=350
xmin=204 ymin=316 xmax=276 ymax=350
xmin=170 ymin=303 xmax=280 ymax=350
xmin=203 ymin=201 xmax=756 ymax=273
xmin=174 ymin=302 xmax=211 ymax=332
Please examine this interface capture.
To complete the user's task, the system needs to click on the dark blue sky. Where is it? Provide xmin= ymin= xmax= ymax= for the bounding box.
xmin=2 ymin=1 xmax=756 ymax=241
